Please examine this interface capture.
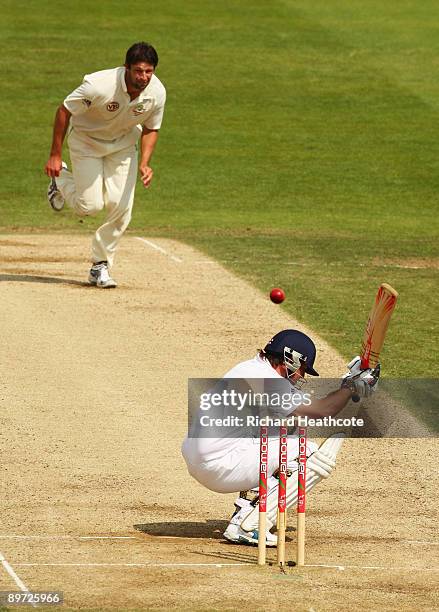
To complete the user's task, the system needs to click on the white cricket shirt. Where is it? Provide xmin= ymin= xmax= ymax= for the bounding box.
xmin=63 ymin=67 xmax=166 ymax=141
xmin=222 ymin=354 xmax=286 ymax=380
xmin=182 ymin=354 xmax=305 ymax=466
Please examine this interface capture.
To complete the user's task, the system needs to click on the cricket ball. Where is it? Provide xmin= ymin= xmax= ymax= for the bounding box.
xmin=270 ymin=288 xmax=286 ymax=304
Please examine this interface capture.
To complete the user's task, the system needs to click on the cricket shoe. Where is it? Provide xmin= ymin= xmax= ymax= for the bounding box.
xmin=47 ymin=162 xmax=67 ymax=211
xmin=223 ymin=523 xmax=277 ymax=547
xmin=223 ymin=497 xmax=277 ymax=547
xmin=88 ymin=262 xmax=117 ymax=288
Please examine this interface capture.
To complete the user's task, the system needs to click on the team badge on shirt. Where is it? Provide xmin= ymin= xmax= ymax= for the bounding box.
xmin=107 ymin=102 xmax=120 ymax=112
xmin=132 ymin=99 xmax=152 ymax=116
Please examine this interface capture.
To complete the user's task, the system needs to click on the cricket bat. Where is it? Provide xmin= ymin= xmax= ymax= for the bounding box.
xmin=352 ymin=283 xmax=398 ymax=402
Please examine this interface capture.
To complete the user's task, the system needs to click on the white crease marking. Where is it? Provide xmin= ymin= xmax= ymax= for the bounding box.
xmin=135 ymin=237 xmax=183 ymax=263
xmin=0 ymin=551 xmax=35 ymax=607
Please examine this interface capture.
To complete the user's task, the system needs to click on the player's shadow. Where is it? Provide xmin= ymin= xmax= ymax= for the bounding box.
xmin=199 ymin=549 xmax=264 ymax=564
xmin=134 ymin=521 xmax=296 ymax=540
xmin=134 ymin=520 xmax=229 ymax=539
xmin=0 ymin=273 xmax=89 ymax=287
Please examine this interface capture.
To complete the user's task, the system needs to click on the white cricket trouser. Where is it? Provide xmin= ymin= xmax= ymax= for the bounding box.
xmin=181 ymin=435 xmax=318 ymax=494
xmin=56 ymin=129 xmax=138 ymax=268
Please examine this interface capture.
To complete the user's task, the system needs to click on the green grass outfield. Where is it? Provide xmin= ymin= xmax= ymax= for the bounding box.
xmin=1 ymin=1 xmax=438 ymax=424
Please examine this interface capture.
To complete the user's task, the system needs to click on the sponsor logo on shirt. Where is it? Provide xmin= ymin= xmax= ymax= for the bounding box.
xmin=82 ymin=98 xmax=92 ymax=107
xmin=107 ymin=101 xmax=120 ymax=112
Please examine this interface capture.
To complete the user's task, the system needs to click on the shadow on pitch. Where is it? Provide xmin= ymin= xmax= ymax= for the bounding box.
xmin=199 ymin=549 xmax=263 ymax=564
xmin=0 ymin=273 xmax=89 ymax=287
xmin=134 ymin=520 xmax=229 ymax=539
xmin=134 ymin=520 xmax=295 ymax=542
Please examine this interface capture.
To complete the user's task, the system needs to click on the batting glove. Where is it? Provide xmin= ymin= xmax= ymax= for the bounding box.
xmin=341 ymin=357 xmax=380 ymax=399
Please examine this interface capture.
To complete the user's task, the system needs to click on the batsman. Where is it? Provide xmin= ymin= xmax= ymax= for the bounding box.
xmin=182 ymin=329 xmax=380 ymax=546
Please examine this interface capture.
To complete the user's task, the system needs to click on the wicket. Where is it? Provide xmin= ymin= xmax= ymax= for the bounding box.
xmin=257 ymin=425 xmax=307 ymax=568
xmin=257 ymin=426 xmax=268 ymax=566
xmin=297 ymin=427 xmax=307 ymax=566
xmin=277 ymin=425 xmax=288 ymax=568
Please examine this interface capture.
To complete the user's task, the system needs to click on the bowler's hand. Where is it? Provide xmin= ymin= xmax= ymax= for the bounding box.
xmin=139 ymin=164 xmax=153 ymax=188
xmin=45 ymin=155 xmax=63 ymax=178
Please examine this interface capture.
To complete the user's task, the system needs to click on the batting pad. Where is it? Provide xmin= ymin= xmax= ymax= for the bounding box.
xmin=240 ymin=433 xmax=345 ymax=531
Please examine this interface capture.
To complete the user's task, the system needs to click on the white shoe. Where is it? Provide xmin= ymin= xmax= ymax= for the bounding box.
xmin=223 ymin=497 xmax=277 ymax=547
xmin=88 ymin=262 xmax=117 ymax=288
xmin=223 ymin=523 xmax=277 ymax=547
xmin=47 ymin=162 xmax=67 ymax=211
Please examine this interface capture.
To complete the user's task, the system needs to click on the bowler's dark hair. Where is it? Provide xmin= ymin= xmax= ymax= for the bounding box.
xmin=125 ymin=42 xmax=158 ymax=68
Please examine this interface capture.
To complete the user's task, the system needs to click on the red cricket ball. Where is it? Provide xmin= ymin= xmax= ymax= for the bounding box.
xmin=270 ymin=288 xmax=286 ymax=304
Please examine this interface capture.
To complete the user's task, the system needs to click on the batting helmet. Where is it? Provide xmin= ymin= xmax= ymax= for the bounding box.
xmin=263 ymin=329 xmax=319 ymax=376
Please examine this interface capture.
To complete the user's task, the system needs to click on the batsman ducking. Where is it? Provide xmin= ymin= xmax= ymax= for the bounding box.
xmin=182 ymin=284 xmax=398 ymax=567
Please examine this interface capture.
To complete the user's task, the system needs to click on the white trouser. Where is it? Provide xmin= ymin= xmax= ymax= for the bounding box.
xmin=57 ymin=129 xmax=138 ymax=268
xmin=181 ymin=435 xmax=318 ymax=494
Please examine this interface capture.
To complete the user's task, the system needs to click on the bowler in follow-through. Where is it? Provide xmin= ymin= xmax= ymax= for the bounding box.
xmin=44 ymin=42 xmax=166 ymax=288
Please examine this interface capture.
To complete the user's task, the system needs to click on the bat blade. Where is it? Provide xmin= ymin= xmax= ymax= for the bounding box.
xmin=351 ymin=283 xmax=398 ymax=403
xmin=360 ymin=283 xmax=398 ymax=369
